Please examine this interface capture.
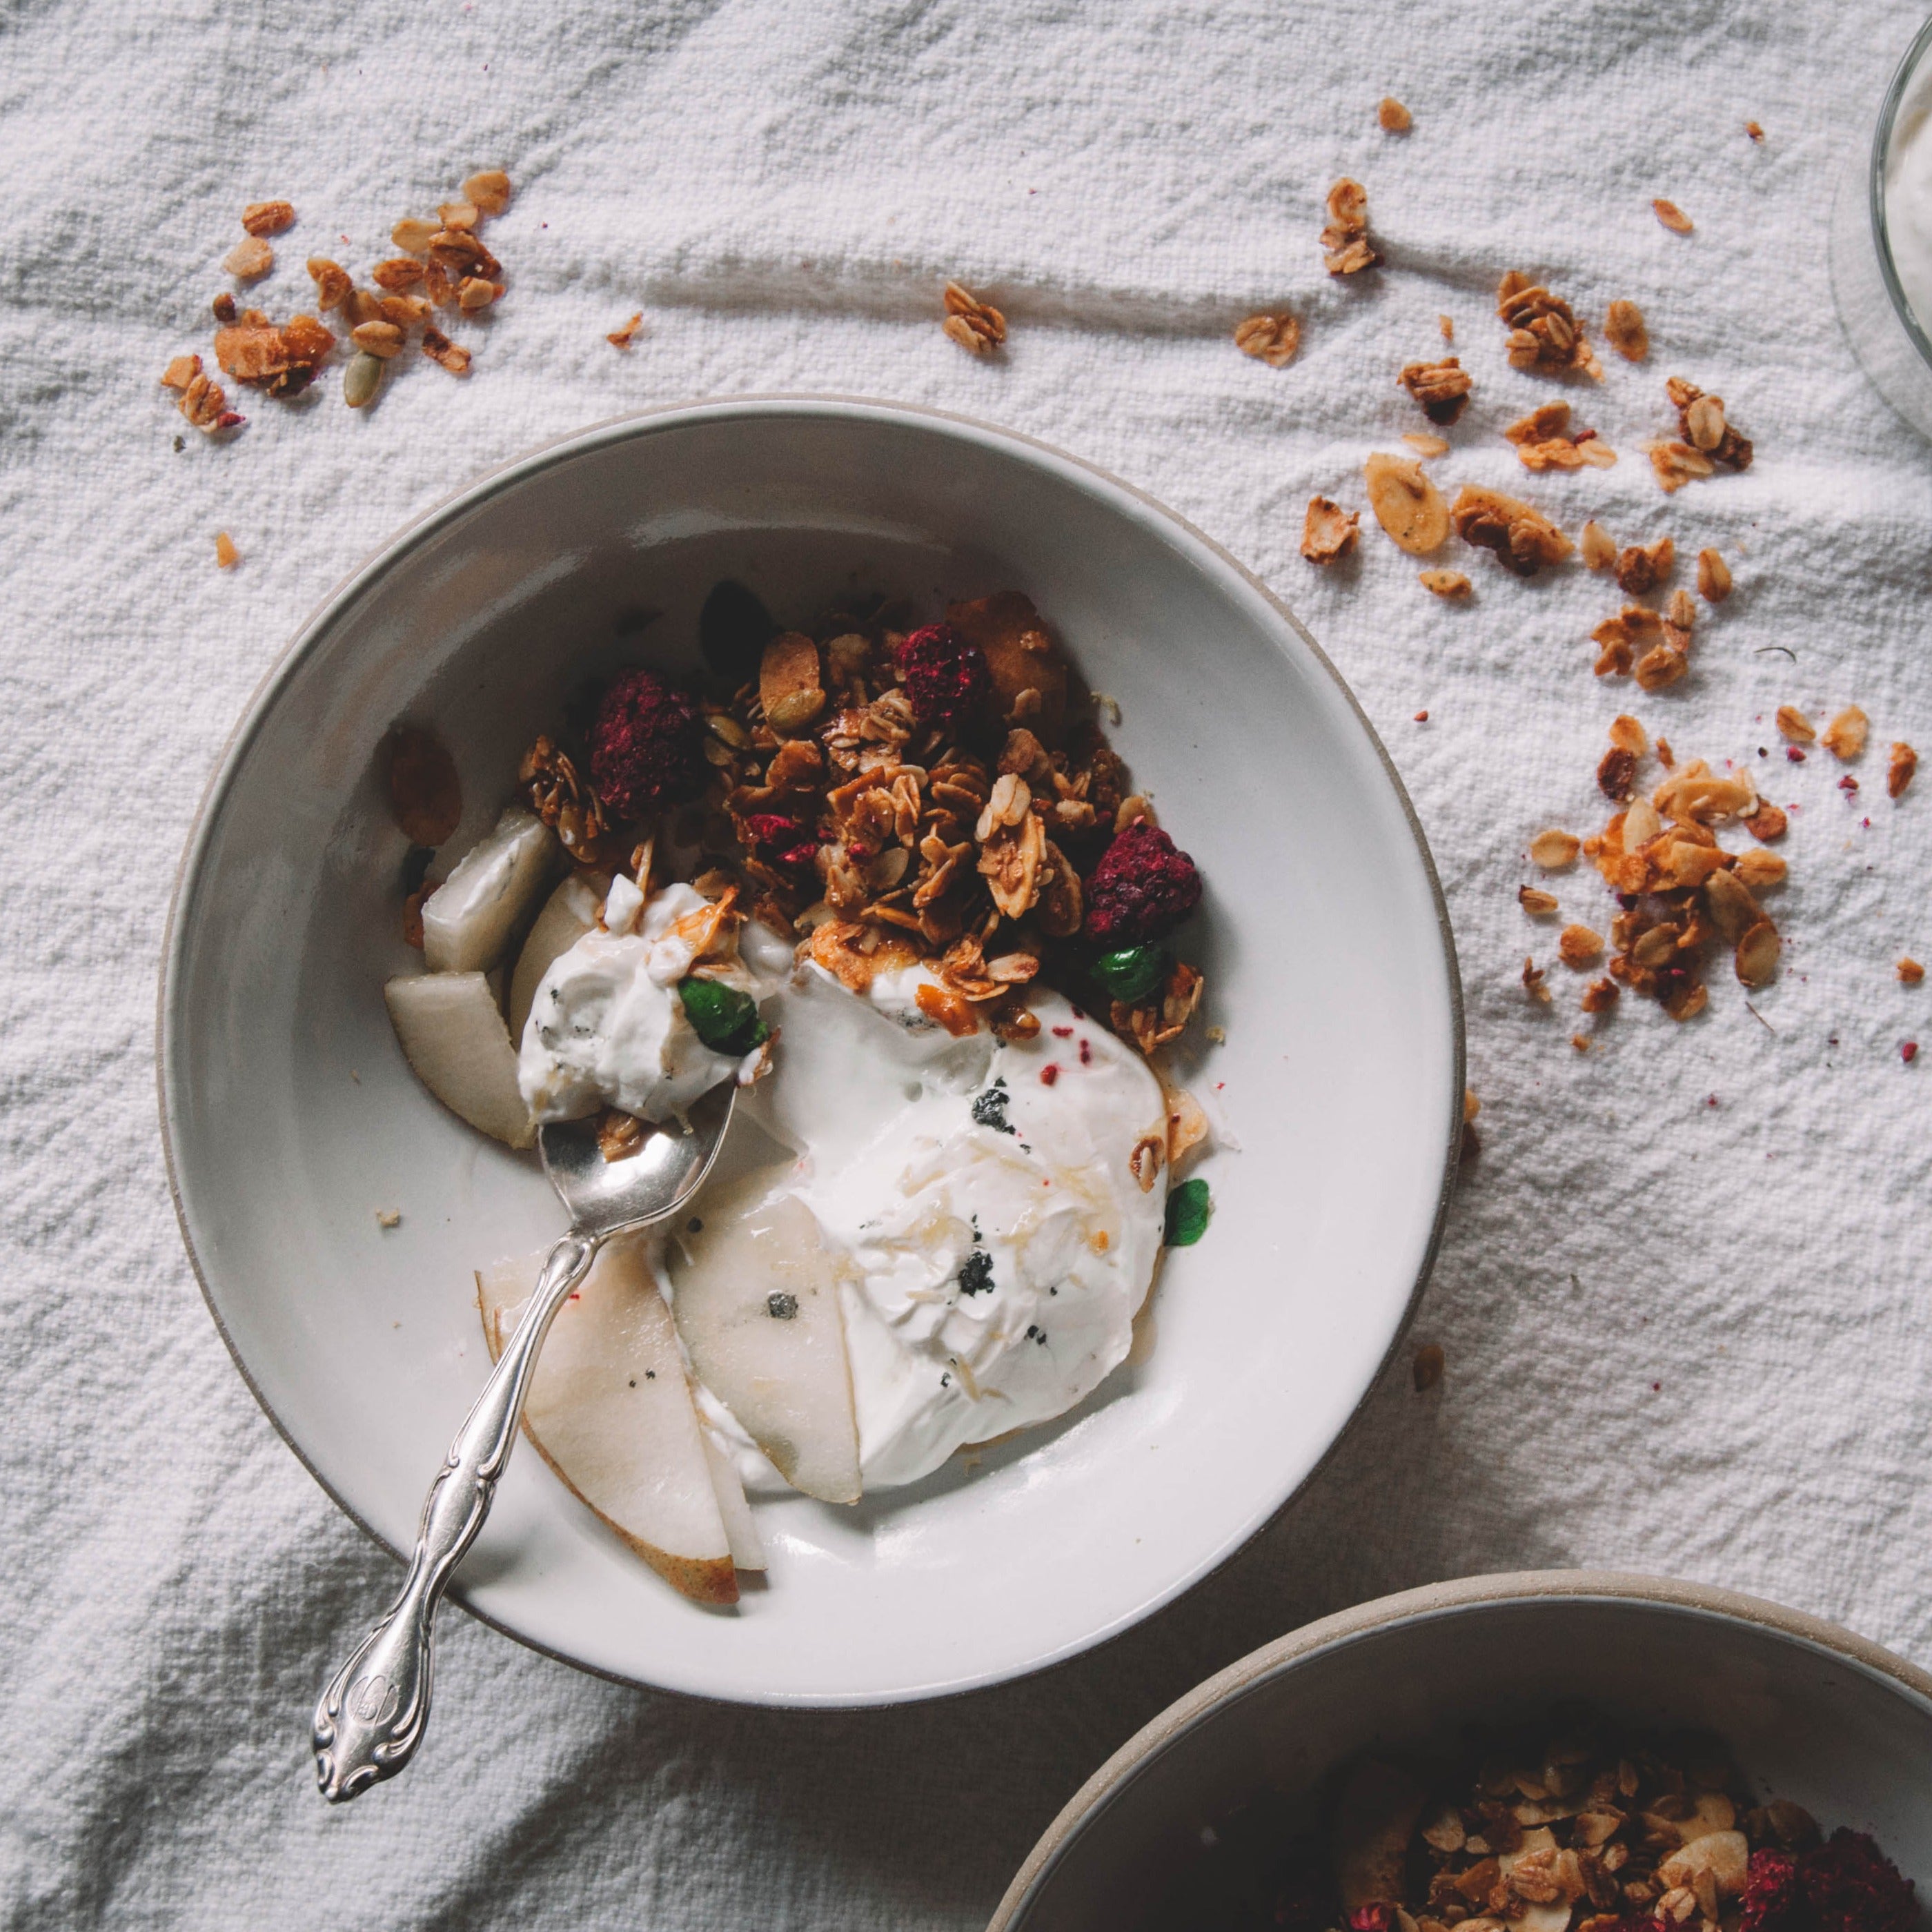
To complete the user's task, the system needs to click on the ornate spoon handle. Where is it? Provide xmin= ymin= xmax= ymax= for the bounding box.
xmin=312 ymin=1229 xmax=597 ymax=1802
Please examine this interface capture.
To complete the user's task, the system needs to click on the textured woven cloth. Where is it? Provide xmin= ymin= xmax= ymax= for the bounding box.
xmin=6 ymin=0 xmax=1932 ymax=1924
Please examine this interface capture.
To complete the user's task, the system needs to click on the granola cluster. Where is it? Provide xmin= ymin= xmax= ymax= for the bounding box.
xmin=1260 ymin=1723 xmax=1919 ymax=1932
xmin=1649 ymin=379 xmax=1754 ymax=493
xmin=1323 ymin=179 xmax=1383 ymax=275
xmin=1497 ymin=271 xmax=1602 ymax=380
xmin=158 ymin=171 xmax=510 ymax=433
xmin=514 ymin=587 xmax=1207 ymax=1061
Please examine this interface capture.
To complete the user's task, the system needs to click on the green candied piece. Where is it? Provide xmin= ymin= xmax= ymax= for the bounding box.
xmin=1092 ymin=942 xmax=1170 ymax=1003
xmin=1163 ymin=1177 xmax=1211 ymax=1248
xmin=678 ymin=976 xmax=769 ymax=1056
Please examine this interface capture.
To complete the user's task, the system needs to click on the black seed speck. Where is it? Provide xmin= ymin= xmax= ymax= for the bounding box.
xmin=958 ymin=1250 xmax=994 ymax=1296
xmin=768 ymin=1292 xmax=799 ymax=1320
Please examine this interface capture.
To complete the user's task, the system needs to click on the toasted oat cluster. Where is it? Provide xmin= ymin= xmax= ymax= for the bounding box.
xmin=514 ymin=587 xmax=1208 ymax=1058
xmin=1497 ymin=271 xmax=1603 ymax=380
xmin=1323 ymin=179 xmax=1383 ymax=275
xmin=1181 ymin=1719 xmax=1916 ymax=1932
xmin=1504 ymin=402 xmax=1617 ymax=473
xmin=158 ymin=171 xmax=511 ymax=433
xmin=1649 ymin=379 xmax=1753 ymax=493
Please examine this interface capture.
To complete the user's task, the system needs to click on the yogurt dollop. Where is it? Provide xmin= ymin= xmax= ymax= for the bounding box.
xmin=518 ymin=882 xmax=788 ymax=1125
xmin=732 ymin=962 xmax=1171 ymax=1486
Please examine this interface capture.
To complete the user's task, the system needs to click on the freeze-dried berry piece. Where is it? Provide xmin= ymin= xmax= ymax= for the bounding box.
xmin=742 ymin=813 xmax=818 ymax=867
xmin=1742 ymin=1850 xmax=1803 ymax=1932
xmin=1085 ymin=821 xmax=1202 ymax=945
xmin=588 ymin=668 xmax=705 ymax=818
xmin=895 ymin=622 xmax=992 ymax=732
xmin=1800 ymin=1830 xmax=1918 ymax=1932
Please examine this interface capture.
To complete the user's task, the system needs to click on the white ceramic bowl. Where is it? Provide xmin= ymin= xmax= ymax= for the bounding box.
xmin=159 ymin=397 xmax=1462 ymax=1706
xmin=991 ymin=1570 xmax=1932 ymax=1931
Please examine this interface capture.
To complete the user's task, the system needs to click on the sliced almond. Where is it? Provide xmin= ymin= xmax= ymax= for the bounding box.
xmin=1366 ymin=453 xmax=1450 ymax=555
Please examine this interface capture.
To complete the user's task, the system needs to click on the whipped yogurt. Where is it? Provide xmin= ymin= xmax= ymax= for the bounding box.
xmin=724 ymin=962 xmax=1172 ymax=1487
xmin=518 ymin=881 xmax=788 ymax=1125
xmin=1888 ymin=79 xmax=1932 ymax=335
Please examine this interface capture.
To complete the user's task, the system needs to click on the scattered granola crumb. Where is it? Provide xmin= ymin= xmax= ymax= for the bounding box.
xmin=1899 ymin=958 xmax=1924 ymax=984
xmin=422 ymin=326 xmax=471 ymax=375
xmin=1402 ymin=431 xmax=1450 ymax=457
xmin=1419 ymin=569 xmax=1470 ymax=599
xmin=1656 ymin=736 xmax=1675 ymax=767
xmin=607 ymin=311 xmax=644 ymax=349
xmin=1597 ymin=746 xmax=1637 ymax=801
xmin=1205 ymin=1024 xmax=1225 ymax=1043
xmin=1890 ymin=742 xmax=1918 ymax=798
xmin=1463 ymin=1088 xmax=1480 ymax=1122
xmin=1379 ymin=97 xmax=1412 ymax=132
xmin=1570 ymin=1032 xmax=1590 ymax=1051
xmin=224 ymin=236 xmax=274 ymax=280
xmin=214 ymin=531 xmax=238 ymax=570
xmin=306 ymin=258 xmax=351 ymax=310
xmin=1616 ymin=535 xmax=1675 ymax=595
xmin=1413 ymin=709 xmax=1429 ymax=722
xmin=463 ymin=170 xmax=513 ymax=215
xmin=1581 ymin=976 xmax=1618 ymax=1012
xmin=943 ymin=280 xmax=1006 ymax=355
xmin=1776 ymin=705 xmax=1815 ymax=743
xmin=1234 ymin=311 xmax=1301 ymax=366
xmin=1746 ymin=121 xmax=1765 ymax=141
xmin=211 ymin=291 xmax=237 ymax=324
xmin=1518 ymin=885 xmax=1559 ymax=916
xmin=1580 ymin=519 xmax=1617 ymax=571
xmin=1411 ymin=1341 xmax=1443 ymax=1391
xmin=1605 ymin=297 xmax=1649 ymax=361
xmin=1399 ymin=357 xmax=1472 ymax=424
xmin=1744 ymin=801 xmax=1787 ymax=840
xmin=1698 ymin=546 xmax=1733 ymax=602
xmin=241 ymin=200 xmax=295 ymax=237
xmin=1497 ymin=270 xmax=1601 ymax=378
xmin=1438 ymin=313 xmax=1453 ymax=341
xmin=376 ymin=1209 xmax=402 ymax=1229
xmin=1301 ymin=495 xmax=1360 ymax=564
xmin=1450 ymin=483 xmax=1571 ymax=575
xmin=1609 ymin=714 xmax=1647 ymax=757
xmin=1320 ymin=178 xmax=1382 ymax=275
xmin=1559 ymin=923 xmax=1604 ymax=968
xmin=1529 ymin=828 xmax=1579 ymax=869
xmin=1653 ymin=197 xmax=1694 ymax=233
xmin=1523 ymin=956 xmax=1552 ymax=1003
xmin=1905 ymin=1041 xmax=1920 ymax=1063
xmin=1820 ymin=706 xmax=1869 ymax=760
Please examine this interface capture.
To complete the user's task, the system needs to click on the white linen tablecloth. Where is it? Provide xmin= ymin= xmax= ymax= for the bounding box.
xmin=6 ymin=0 xmax=1932 ymax=1923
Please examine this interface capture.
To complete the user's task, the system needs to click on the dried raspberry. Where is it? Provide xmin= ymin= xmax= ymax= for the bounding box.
xmin=1084 ymin=821 xmax=1202 ymax=945
xmin=742 ymin=813 xmax=818 ymax=868
xmin=588 ymin=669 xmax=705 ymax=819
xmin=894 ymin=622 xmax=991 ymax=731
xmin=1800 ymin=1830 xmax=1917 ymax=1932
xmin=1742 ymin=1851 xmax=1803 ymax=1932
xmin=1348 ymin=1907 xmax=1394 ymax=1932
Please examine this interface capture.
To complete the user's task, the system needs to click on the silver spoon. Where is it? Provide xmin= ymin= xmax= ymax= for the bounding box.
xmin=311 ymin=1084 xmax=737 ymax=1802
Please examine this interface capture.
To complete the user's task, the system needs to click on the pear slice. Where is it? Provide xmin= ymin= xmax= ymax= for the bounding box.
xmin=384 ymin=972 xmax=534 ymax=1148
xmin=664 ymin=1179 xmax=862 ymax=1505
xmin=477 ymin=1236 xmax=738 ymax=1605
xmin=507 ymin=874 xmax=602 ymax=1044
xmin=424 ymin=807 xmax=557 ymax=974
xmin=699 ymin=1429 xmax=766 ymax=1573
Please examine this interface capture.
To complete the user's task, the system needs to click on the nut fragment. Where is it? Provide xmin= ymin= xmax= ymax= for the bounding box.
xmin=1891 ymin=742 xmax=1918 ymax=798
xmin=1234 ymin=312 xmax=1301 ymax=366
xmin=343 ymin=351 xmax=384 ymax=409
xmin=1530 ymin=829 xmax=1580 ymax=869
xmin=1420 ymin=569 xmax=1471 ymax=599
xmin=1697 ymin=548 xmax=1732 ymax=602
xmin=1379 ymin=97 xmax=1412 ymax=132
xmin=1366 ymin=453 xmax=1450 ymax=555
xmin=1820 ymin=707 xmax=1869 ymax=760
xmin=224 ymin=236 xmax=273 ymax=279
xmin=1301 ymin=495 xmax=1360 ymax=564
xmin=1399 ymin=357 xmax=1473 ymax=425
xmin=421 ymin=327 xmax=471 ymax=374
xmin=241 ymin=199 xmax=295 ymax=237
xmin=1684 ymin=394 xmax=1726 ymax=451
xmin=943 ymin=280 xmax=1006 ymax=354
xmin=1900 ymin=958 xmax=1925 ymax=984
xmin=1653 ymin=198 xmax=1694 ymax=233
xmin=1605 ymin=299 xmax=1648 ymax=361
xmin=462 ymin=170 xmax=513 ymax=215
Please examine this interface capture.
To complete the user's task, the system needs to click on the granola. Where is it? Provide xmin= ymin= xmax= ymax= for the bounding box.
xmin=1450 ymin=485 xmax=1572 ymax=577
xmin=1303 ymin=497 xmax=1362 ymax=564
xmin=943 ymin=280 xmax=1006 ymax=354
xmin=1400 ymin=358 xmax=1473 ymax=425
xmin=1321 ymin=179 xmax=1383 ymax=275
xmin=1497 ymin=271 xmax=1602 ymax=379
xmin=1236 ymin=312 xmax=1302 ymax=366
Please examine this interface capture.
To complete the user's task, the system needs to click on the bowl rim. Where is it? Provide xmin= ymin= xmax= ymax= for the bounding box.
xmin=1869 ymin=11 xmax=1932 ymax=372
xmin=157 ymin=393 xmax=1466 ymax=1704
xmin=987 ymin=1566 xmax=1932 ymax=1930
